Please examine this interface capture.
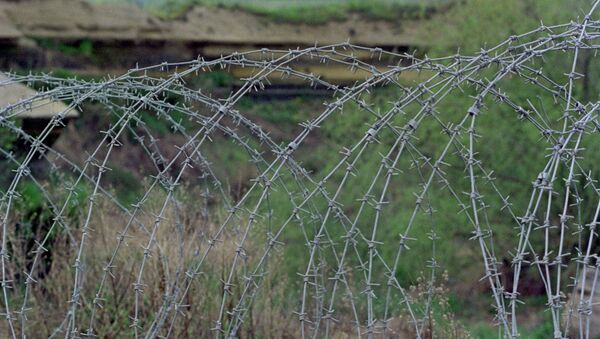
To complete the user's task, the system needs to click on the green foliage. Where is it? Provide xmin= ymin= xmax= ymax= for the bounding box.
xmin=135 ymin=110 xmax=180 ymax=136
xmin=346 ymin=0 xmax=437 ymax=21
xmin=186 ymin=70 xmax=235 ymax=90
xmin=14 ymin=0 xmax=600 ymax=333
xmin=236 ymin=96 xmax=314 ymax=127
xmin=0 ymin=120 xmax=19 ymax=151
xmin=237 ymin=3 xmax=346 ymax=24
xmin=15 ymin=176 xmax=91 ymax=223
xmin=17 ymin=181 xmax=46 ymax=213
xmin=104 ymin=165 xmax=144 ymax=206
xmin=421 ymin=0 xmax=590 ymax=56
xmin=203 ymin=70 xmax=235 ymax=88
xmin=35 ymin=38 xmax=95 ymax=57
xmin=88 ymin=0 xmax=446 ymax=22
xmin=0 ymin=123 xmax=23 ymax=197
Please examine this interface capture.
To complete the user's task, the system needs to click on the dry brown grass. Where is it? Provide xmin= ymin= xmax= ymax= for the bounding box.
xmin=1 ymin=185 xmax=469 ymax=338
xmin=2 ymin=186 xmax=300 ymax=337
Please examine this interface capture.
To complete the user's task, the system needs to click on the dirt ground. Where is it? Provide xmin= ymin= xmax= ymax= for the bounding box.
xmin=0 ymin=0 xmax=425 ymax=47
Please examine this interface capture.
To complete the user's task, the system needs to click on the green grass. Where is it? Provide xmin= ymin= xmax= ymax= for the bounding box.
xmin=87 ymin=0 xmax=449 ymax=23
xmin=222 ymin=66 xmax=598 ymax=333
xmin=35 ymin=38 xmax=94 ymax=57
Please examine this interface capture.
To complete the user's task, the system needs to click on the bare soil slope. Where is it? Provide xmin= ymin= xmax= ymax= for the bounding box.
xmin=0 ymin=0 xmax=424 ymax=46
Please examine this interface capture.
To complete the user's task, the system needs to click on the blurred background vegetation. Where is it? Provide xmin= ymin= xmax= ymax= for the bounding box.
xmin=1 ymin=0 xmax=599 ymax=337
xmin=88 ymin=0 xmax=448 ymax=22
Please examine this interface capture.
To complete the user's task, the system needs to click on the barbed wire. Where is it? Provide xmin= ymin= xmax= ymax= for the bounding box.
xmin=0 ymin=2 xmax=600 ymax=338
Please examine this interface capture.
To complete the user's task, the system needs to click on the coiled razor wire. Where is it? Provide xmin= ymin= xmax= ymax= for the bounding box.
xmin=1 ymin=2 xmax=600 ymax=338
